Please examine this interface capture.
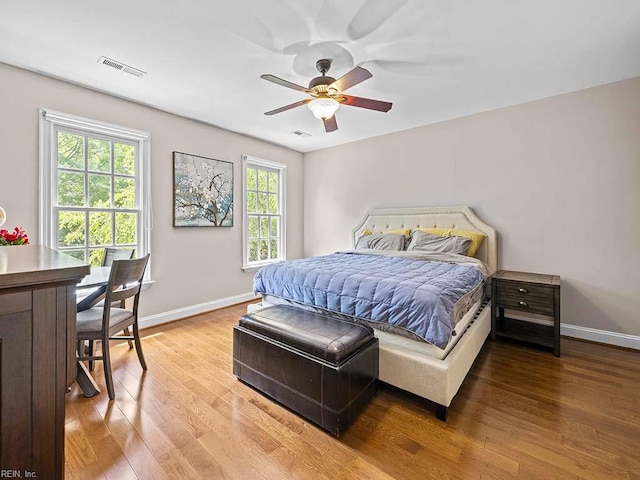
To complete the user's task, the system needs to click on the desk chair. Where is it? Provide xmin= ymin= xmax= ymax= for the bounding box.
xmin=80 ymin=247 xmax=136 ymax=368
xmin=76 ymin=248 xmax=133 ymax=308
xmin=76 ymin=254 xmax=150 ymax=399
xmin=102 ymin=247 xmax=135 ymax=266
xmin=103 ymin=247 xmax=136 ymax=348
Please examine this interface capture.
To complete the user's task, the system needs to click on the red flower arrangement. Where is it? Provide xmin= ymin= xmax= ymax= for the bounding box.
xmin=0 ymin=227 xmax=30 ymax=245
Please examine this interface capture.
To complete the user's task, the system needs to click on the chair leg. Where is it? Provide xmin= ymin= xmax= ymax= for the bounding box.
xmin=133 ymin=322 xmax=147 ymax=370
xmin=101 ymin=339 xmax=116 ymax=400
xmin=123 ymin=327 xmax=134 ymax=349
xmin=77 ymin=340 xmax=93 ymax=370
xmin=88 ymin=340 xmax=94 ymax=371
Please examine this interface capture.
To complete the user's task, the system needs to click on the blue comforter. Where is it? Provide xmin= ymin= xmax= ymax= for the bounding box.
xmin=253 ymin=251 xmax=486 ymax=348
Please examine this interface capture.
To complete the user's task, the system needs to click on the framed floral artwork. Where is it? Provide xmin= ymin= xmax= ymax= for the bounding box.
xmin=173 ymin=152 xmax=233 ymax=227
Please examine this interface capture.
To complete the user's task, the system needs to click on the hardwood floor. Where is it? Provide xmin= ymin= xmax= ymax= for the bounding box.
xmin=65 ymin=302 xmax=640 ymax=479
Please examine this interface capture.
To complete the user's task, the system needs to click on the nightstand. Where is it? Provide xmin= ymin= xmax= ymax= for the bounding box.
xmin=491 ymin=270 xmax=561 ymax=356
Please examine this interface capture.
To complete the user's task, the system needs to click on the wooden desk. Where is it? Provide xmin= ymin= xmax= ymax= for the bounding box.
xmin=0 ymin=245 xmax=89 ymax=480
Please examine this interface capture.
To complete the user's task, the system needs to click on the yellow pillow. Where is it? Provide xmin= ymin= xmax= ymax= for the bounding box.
xmin=416 ymin=228 xmax=486 ymax=257
xmin=361 ymin=228 xmax=412 ymax=237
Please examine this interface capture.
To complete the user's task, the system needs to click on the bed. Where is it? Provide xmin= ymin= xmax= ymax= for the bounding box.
xmin=252 ymin=206 xmax=497 ymax=420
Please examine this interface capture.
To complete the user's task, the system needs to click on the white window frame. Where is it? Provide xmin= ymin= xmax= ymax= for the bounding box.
xmin=38 ymin=108 xmax=152 ymax=277
xmin=242 ymin=154 xmax=286 ymax=270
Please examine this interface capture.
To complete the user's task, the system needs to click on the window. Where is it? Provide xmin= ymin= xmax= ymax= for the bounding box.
xmin=242 ymin=155 xmax=286 ymax=269
xmin=39 ymin=109 xmax=151 ymax=270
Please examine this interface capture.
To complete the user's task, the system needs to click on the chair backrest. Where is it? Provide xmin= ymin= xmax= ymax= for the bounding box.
xmin=102 ymin=247 xmax=135 ymax=266
xmin=103 ymin=255 xmax=150 ymax=314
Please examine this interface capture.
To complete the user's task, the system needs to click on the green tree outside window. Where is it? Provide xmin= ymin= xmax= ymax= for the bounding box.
xmin=56 ymin=130 xmax=138 ymax=266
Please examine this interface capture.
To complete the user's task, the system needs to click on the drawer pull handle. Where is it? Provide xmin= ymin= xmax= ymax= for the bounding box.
xmin=518 ymin=288 xmax=528 ymax=294
xmin=519 ymin=301 xmax=529 ymax=307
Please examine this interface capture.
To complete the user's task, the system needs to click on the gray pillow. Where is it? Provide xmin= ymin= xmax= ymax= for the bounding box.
xmin=407 ymin=230 xmax=471 ymax=255
xmin=355 ymin=232 xmax=407 ymax=251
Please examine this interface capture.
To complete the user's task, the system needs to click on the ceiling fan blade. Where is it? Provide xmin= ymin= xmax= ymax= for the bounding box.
xmin=264 ymin=99 xmax=310 ymax=115
xmin=342 ymin=94 xmax=392 ymax=112
xmin=329 ymin=66 xmax=372 ymax=92
xmin=323 ymin=115 xmax=338 ymax=133
xmin=260 ymin=74 xmax=308 ymax=92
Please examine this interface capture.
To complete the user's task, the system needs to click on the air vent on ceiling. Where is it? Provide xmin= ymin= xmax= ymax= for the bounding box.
xmin=98 ymin=56 xmax=146 ymax=77
xmin=292 ymin=130 xmax=311 ymax=138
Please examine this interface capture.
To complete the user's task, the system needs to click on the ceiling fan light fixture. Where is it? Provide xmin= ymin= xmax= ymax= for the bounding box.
xmin=261 ymin=60 xmax=391 ymax=133
xmin=308 ymin=97 xmax=339 ymax=120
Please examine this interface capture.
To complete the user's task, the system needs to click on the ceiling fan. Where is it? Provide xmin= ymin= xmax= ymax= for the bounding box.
xmin=261 ymin=58 xmax=392 ymax=133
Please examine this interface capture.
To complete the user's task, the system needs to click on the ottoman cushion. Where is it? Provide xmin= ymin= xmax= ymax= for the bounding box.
xmin=238 ymin=305 xmax=374 ymax=364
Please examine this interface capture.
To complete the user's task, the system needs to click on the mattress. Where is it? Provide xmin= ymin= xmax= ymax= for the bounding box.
xmin=260 ymin=294 xmax=485 ymax=361
xmin=254 ymin=250 xmax=489 ymax=349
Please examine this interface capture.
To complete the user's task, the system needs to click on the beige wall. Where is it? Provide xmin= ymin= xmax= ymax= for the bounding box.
xmin=304 ymin=77 xmax=640 ymax=338
xmin=0 ymin=62 xmax=304 ymax=319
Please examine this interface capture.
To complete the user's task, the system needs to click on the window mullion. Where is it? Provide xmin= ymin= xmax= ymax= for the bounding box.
xmin=84 ymin=210 xmax=89 ymax=260
xmin=111 ymin=139 xmax=116 ymax=246
xmin=84 ymin=135 xmax=89 ymax=260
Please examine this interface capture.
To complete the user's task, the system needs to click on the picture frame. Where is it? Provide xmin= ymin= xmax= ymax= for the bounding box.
xmin=173 ymin=151 xmax=233 ymax=227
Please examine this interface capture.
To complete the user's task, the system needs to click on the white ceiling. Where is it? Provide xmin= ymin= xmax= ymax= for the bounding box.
xmin=2 ymin=1 xmax=640 ymax=153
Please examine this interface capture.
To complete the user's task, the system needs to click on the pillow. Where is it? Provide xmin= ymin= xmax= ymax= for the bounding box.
xmin=355 ymin=232 xmax=407 ymax=251
xmin=361 ymin=228 xmax=412 ymax=238
xmin=415 ymin=228 xmax=486 ymax=257
xmin=407 ymin=230 xmax=471 ymax=255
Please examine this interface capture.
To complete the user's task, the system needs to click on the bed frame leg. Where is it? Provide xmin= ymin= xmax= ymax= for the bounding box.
xmin=435 ymin=404 xmax=448 ymax=422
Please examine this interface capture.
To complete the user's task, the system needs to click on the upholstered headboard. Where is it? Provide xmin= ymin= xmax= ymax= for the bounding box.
xmin=351 ymin=206 xmax=498 ymax=272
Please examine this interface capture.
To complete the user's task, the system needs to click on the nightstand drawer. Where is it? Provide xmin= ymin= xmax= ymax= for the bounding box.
xmin=496 ymin=281 xmax=555 ymax=315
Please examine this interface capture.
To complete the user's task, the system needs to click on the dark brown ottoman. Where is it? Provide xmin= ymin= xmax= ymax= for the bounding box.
xmin=233 ymin=305 xmax=378 ymax=436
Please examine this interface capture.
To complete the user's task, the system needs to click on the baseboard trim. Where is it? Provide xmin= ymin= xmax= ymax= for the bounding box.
xmin=139 ymin=292 xmax=260 ymax=330
xmin=562 ymin=324 xmax=640 ymax=350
